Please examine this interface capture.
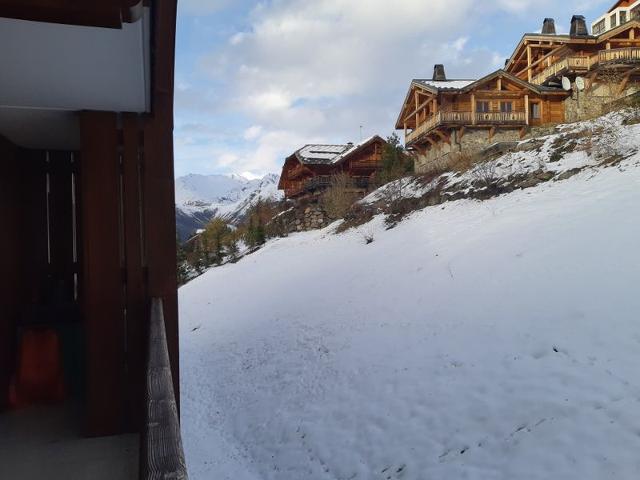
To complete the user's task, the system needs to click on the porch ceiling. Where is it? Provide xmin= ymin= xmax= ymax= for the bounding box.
xmin=0 ymin=8 xmax=150 ymax=149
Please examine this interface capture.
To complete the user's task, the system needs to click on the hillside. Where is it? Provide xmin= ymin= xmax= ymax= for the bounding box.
xmin=179 ymin=113 xmax=640 ymax=479
xmin=175 ymin=173 xmax=282 ymax=240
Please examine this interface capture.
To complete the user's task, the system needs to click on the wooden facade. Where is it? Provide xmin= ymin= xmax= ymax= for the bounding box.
xmin=278 ymin=136 xmax=386 ymax=199
xmin=396 ymin=70 xmax=567 ymax=154
xmin=505 ymin=18 xmax=640 ymax=88
xmin=0 ymin=0 xmax=181 ymax=467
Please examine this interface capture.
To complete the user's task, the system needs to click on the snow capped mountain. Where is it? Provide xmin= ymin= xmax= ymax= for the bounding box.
xmin=175 ymin=173 xmax=282 ymax=240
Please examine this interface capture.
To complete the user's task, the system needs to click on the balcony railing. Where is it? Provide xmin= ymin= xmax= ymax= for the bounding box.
xmin=531 ymin=56 xmax=594 ymax=85
xmin=406 ymin=111 xmax=525 ymax=144
xmin=475 ymin=111 xmax=527 ymax=123
xmin=141 ymin=298 xmax=188 ymax=480
xmin=531 ymin=47 xmax=640 ymax=85
xmin=599 ymin=47 xmax=640 ymax=64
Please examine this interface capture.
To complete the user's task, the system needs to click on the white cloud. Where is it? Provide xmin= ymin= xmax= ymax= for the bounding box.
xmin=177 ymin=0 xmax=611 ymax=176
xmin=179 ymin=0 xmax=231 ymax=15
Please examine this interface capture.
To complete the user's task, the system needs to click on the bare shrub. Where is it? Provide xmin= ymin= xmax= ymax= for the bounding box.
xmin=321 ymin=173 xmax=358 ymax=219
xmin=470 ymin=160 xmax=498 ymax=188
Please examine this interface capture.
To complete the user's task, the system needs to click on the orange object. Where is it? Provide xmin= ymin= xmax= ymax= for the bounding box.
xmin=9 ymin=328 xmax=65 ymax=408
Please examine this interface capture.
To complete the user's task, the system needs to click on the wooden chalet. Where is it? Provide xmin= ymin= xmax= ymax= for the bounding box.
xmin=278 ymin=135 xmax=386 ymax=199
xmin=396 ymin=65 xmax=566 ymax=171
xmin=0 ymin=1 xmax=185 ymax=479
xmin=505 ymin=13 xmax=640 ymax=89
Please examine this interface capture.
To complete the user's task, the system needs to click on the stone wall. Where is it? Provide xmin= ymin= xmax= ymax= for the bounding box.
xmin=272 ymin=201 xmax=331 ymax=234
xmin=414 ymin=128 xmax=522 ymax=174
xmin=564 ymin=79 xmax=640 ymax=123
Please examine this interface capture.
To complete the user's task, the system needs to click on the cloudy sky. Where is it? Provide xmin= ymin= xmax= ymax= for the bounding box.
xmin=173 ymin=0 xmax=611 ymax=178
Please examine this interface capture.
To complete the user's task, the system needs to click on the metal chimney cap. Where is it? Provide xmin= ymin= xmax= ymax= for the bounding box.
xmin=570 ymin=15 xmax=589 ymax=36
xmin=542 ymin=18 xmax=556 ymax=35
xmin=433 ymin=64 xmax=447 ymax=81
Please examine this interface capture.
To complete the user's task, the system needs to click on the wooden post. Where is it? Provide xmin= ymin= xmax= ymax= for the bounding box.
xmin=524 ymin=94 xmax=529 ymax=126
xmin=497 ymin=77 xmax=502 ymax=91
xmin=527 ymin=45 xmax=533 ymax=82
xmin=80 ymin=110 xmax=126 ymax=437
xmin=471 ymin=93 xmax=477 ymax=125
xmin=143 ymin=0 xmax=180 ymax=411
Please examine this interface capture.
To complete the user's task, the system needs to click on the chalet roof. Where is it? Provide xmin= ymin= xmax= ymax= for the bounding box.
xmin=460 ymin=69 xmax=565 ymax=94
xmin=294 ymin=135 xmax=384 ymax=166
xmin=413 ymin=79 xmax=476 ymax=91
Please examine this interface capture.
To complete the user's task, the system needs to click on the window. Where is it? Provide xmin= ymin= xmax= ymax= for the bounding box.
xmin=610 ymin=14 xmax=617 ymax=29
xmin=500 ymin=101 xmax=513 ymax=113
xmin=620 ymin=11 xmax=627 ymax=24
xmin=476 ymin=101 xmax=490 ymax=113
xmin=593 ymin=19 xmax=606 ymax=35
xmin=530 ymin=103 xmax=541 ymax=120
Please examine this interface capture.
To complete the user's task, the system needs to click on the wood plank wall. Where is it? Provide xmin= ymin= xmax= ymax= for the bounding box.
xmin=0 ymin=137 xmax=22 ymax=410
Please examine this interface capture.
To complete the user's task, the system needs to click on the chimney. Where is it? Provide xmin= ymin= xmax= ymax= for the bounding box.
xmin=542 ymin=18 xmax=556 ymax=35
xmin=433 ymin=64 xmax=447 ymax=81
xmin=570 ymin=15 xmax=588 ymax=36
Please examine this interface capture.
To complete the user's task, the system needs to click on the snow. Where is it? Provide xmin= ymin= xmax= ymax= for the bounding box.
xmin=415 ymin=79 xmax=476 ymax=90
xmin=180 ymin=146 xmax=640 ymax=479
xmin=295 ymin=136 xmax=379 ymax=165
xmin=175 ymin=173 xmax=282 ymax=239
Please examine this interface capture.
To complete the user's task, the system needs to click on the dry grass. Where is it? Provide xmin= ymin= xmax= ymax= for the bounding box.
xmin=420 ymin=151 xmax=477 ymax=176
xmin=321 ymin=173 xmax=359 ymax=219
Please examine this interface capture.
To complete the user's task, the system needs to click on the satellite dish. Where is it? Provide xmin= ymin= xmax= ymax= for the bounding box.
xmin=561 ymin=76 xmax=572 ymax=91
xmin=575 ymin=76 xmax=585 ymax=91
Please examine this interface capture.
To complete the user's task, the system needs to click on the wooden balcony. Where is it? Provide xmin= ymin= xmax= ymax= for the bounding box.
xmin=531 ymin=56 xmax=594 ymax=85
xmin=599 ymin=47 xmax=640 ymax=64
xmin=406 ymin=111 xmax=526 ymax=144
xmin=531 ymin=48 xmax=640 ymax=86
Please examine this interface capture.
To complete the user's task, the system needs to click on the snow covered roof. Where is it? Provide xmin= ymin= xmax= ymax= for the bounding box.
xmin=294 ymin=135 xmax=384 ymax=165
xmin=414 ymin=79 xmax=476 ymax=91
xmin=295 ymin=144 xmax=349 ymax=165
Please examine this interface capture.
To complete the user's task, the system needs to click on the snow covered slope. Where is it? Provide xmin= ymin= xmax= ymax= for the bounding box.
xmin=175 ymin=173 xmax=282 ymax=240
xmin=180 ymin=109 xmax=640 ymax=478
xmin=180 ymin=153 xmax=640 ymax=479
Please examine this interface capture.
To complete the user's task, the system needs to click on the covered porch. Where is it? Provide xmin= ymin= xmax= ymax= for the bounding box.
xmin=0 ymin=1 xmax=185 ymax=478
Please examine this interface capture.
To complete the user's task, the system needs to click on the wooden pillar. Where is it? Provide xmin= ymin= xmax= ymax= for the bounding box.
xmin=524 ymin=94 xmax=529 ymax=126
xmin=471 ymin=93 xmax=477 ymax=125
xmin=143 ymin=0 xmax=180 ymax=411
xmin=0 ymin=137 xmax=22 ymax=411
xmin=527 ymin=44 xmax=533 ymax=82
xmin=80 ymin=111 xmax=126 ymax=437
xmin=122 ymin=113 xmax=146 ymax=431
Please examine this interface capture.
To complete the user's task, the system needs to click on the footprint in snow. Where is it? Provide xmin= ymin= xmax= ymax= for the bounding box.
xmin=380 ymin=464 xmax=406 ymax=479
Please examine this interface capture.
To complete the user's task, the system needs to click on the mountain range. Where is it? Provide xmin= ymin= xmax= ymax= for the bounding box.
xmin=175 ymin=173 xmax=282 ymax=241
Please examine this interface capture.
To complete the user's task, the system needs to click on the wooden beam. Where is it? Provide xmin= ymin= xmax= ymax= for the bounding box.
xmin=459 ymin=126 xmax=466 ymax=140
xmin=527 ymin=45 xmax=533 ymax=82
xmin=434 ymin=129 xmax=450 ymax=145
xmin=488 ymin=126 xmax=496 ymax=141
xmin=471 ymin=93 xmax=476 ymax=125
xmin=80 ymin=110 xmax=126 ymax=437
xmin=524 ymin=94 xmax=529 ymax=126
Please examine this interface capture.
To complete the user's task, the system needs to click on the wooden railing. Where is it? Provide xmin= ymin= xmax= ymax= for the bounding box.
xmin=141 ymin=298 xmax=188 ymax=480
xmin=475 ymin=111 xmax=526 ymax=123
xmin=531 ymin=56 xmax=594 ymax=85
xmin=406 ymin=110 xmax=525 ymax=144
xmin=531 ymin=47 xmax=640 ymax=85
xmin=599 ymin=47 xmax=640 ymax=64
